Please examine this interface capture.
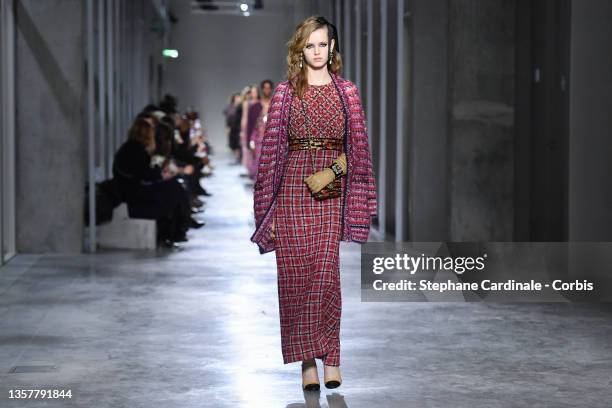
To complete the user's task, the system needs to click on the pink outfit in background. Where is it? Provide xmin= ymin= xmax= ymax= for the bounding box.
xmin=249 ymin=102 xmax=270 ymax=180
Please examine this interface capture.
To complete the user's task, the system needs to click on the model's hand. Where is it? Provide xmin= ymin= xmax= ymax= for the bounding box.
xmin=304 ymin=168 xmax=335 ymax=193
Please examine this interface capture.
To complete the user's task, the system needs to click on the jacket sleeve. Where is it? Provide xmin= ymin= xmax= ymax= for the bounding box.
xmin=253 ymin=84 xmax=285 ymax=228
xmin=350 ymin=83 xmax=378 ymax=218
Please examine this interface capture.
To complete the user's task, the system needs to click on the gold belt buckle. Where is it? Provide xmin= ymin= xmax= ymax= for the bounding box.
xmin=289 ymin=137 xmax=339 ymax=150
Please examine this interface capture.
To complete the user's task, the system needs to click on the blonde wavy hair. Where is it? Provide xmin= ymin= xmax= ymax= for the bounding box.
xmin=285 ymin=15 xmax=343 ymax=99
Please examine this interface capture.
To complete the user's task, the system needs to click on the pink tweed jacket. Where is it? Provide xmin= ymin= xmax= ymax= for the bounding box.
xmin=250 ymin=72 xmax=378 ymax=254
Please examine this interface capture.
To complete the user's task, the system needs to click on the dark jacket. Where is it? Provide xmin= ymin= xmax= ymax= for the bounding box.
xmin=112 ymin=139 xmax=162 ymax=203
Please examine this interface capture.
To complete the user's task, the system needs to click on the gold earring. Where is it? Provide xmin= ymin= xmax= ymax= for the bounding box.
xmin=328 ymin=51 xmax=333 ymax=65
xmin=299 ymin=55 xmax=303 ymax=69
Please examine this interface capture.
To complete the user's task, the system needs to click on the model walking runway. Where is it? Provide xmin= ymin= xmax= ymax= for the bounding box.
xmin=250 ymin=15 xmax=378 ymax=391
xmin=274 ymin=81 xmax=346 ymax=366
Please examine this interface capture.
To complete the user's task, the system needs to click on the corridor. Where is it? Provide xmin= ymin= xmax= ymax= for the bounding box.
xmin=2 ymin=0 xmax=612 ymax=406
xmin=0 ymin=153 xmax=611 ymax=407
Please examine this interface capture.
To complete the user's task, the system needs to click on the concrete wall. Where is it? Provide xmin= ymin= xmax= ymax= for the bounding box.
xmin=164 ymin=1 xmax=296 ymax=155
xmin=15 ymin=0 xmax=86 ymax=252
xmin=406 ymin=0 xmax=450 ymax=241
xmin=367 ymin=0 xmax=381 ymax=204
xmin=449 ymin=0 xmax=516 ymax=241
xmin=383 ymin=0 xmax=397 ymax=237
xmin=568 ymin=0 xmax=612 ymax=240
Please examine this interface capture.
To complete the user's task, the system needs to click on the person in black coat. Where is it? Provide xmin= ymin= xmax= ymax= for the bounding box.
xmin=171 ymin=114 xmax=211 ymax=199
xmin=113 ymin=118 xmax=191 ymax=245
xmin=224 ymin=93 xmax=243 ymax=164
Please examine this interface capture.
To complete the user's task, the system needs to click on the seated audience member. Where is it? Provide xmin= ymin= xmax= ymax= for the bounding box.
xmin=155 ymin=117 xmax=207 ymax=213
xmin=173 ymin=114 xmax=212 ymax=198
xmin=112 ymin=118 xmax=195 ymax=247
xmin=160 ymin=94 xmax=178 ymax=115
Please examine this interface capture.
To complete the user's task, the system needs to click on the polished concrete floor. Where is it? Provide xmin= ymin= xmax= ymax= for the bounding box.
xmin=1 ymin=154 xmax=612 ymax=407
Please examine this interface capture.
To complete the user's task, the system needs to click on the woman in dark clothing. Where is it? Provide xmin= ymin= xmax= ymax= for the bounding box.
xmin=156 ymin=117 xmax=207 ymax=218
xmin=225 ymin=93 xmax=243 ymax=163
xmin=113 ymin=118 xmax=191 ymax=245
xmin=172 ymin=114 xmax=211 ymax=200
xmin=232 ymin=100 xmax=244 ymax=164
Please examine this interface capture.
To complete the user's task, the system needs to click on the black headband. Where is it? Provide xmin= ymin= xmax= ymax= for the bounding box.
xmin=329 ymin=23 xmax=340 ymax=54
xmin=314 ymin=16 xmax=340 ymax=54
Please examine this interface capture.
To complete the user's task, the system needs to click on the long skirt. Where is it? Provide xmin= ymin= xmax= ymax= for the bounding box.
xmin=273 ymin=148 xmax=343 ymax=366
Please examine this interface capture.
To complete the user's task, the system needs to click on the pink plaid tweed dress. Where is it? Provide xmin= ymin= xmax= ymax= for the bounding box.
xmin=273 ymin=81 xmax=345 ymax=366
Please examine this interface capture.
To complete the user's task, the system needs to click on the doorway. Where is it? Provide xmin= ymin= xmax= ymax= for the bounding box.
xmin=515 ymin=0 xmax=570 ymax=241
